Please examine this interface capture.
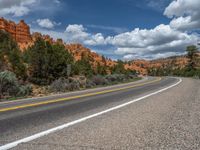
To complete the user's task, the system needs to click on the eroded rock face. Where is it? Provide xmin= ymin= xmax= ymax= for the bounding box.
xmin=65 ymin=43 xmax=117 ymax=68
xmin=150 ymin=57 xmax=188 ymax=69
xmin=0 ymin=18 xmax=32 ymax=45
xmin=125 ymin=60 xmax=150 ymax=75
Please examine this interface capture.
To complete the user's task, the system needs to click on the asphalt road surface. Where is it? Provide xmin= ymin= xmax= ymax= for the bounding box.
xmin=0 ymin=77 xmax=200 ymax=149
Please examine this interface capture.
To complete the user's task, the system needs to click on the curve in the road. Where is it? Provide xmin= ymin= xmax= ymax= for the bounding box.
xmin=0 ymin=77 xmax=161 ymax=113
xmin=0 ymin=77 xmax=182 ymax=150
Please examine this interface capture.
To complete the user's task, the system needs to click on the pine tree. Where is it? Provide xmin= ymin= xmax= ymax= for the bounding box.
xmin=27 ymin=38 xmax=74 ymax=85
xmin=186 ymin=45 xmax=198 ymax=71
xmin=73 ymin=55 xmax=94 ymax=77
xmin=0 ymin=30 xmax=26 ymax=79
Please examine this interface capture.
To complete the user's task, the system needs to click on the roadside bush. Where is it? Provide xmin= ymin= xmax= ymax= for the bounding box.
xmin=105 ymin=74 xmax=117 ymax=82
xmin=49 ymin=77 xmax=81 ymax=92
xmin=105 ymin=74 xmax=126 ymax=83
xmin=126 ymin=74 xmax=137 ymax=79
xmin=68 ymin=79 xmax=81 ymax=91
xmin=0 ymin=71 xmax=32 ymax=98
xmin=78 ymin=76 xmax=87 ymax=88
xmin=91 ymin=75 xmax=109 ymax=86
xmin=49 ymin=77 xmax=69 ymax=92
xmin=49 ymin=74 xmax=140 ymax=94
xmin=86 ymin=79 xmax=96 ymax=88
xmin=18 ymin=84 xmax=32 ymax=97
xmin=0 ymin=71 xmax=19 ymax=98
xmin=118 ymin=74 xmax=127 ymax=81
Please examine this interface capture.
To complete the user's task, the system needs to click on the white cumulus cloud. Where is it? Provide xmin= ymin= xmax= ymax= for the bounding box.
xmin=0 ymin=0 xmax=36 ymax=17
xmin=0 ymin=0 xmax=62 ymax=17
xmin=107 ymin=24 xmax=183 ymax=48
xmin=64 ymin=24 xmax=106 ymax=45
xmin=65 ymin=24 xmax=89 ymax=42
xmin=32 ymin=23 xmax=199 ymax=60
xmin=32 ymin=24 xmax=106 ymax=46
xmin=36 ymin=19 xmax=61 ymax=29
xmin=106 ymin=24 xmax=199 ymax=59
xmin=164 ymin=0 xmax=200 ymax=30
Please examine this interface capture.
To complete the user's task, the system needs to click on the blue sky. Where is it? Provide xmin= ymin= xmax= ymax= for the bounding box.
xmin=0 ymin=0 xmax=200 ymax=60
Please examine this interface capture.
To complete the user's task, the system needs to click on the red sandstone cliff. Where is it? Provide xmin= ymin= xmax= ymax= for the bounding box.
xmin=124 ymin=60 xmax=150 ymax=75
xmin=0 ymin=17 xmax=32 ymax=49
xmin=65 ymin=44 xmax=116 ymax=68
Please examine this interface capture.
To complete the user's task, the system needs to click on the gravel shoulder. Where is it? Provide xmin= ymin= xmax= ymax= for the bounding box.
xmin=14 ymin=78 xmax=200 ymax=150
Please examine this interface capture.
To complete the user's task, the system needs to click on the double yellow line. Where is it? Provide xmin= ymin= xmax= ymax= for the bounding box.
xmin=0 ymin=77 xmax=161 ymax=113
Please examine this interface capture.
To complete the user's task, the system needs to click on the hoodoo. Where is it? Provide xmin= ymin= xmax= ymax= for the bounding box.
xmin=0 ymin=17 xmax=32 ymax=44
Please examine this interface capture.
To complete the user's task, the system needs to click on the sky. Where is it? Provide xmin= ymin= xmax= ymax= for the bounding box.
xmin=0 ymin=0 xmax=200 ymax=60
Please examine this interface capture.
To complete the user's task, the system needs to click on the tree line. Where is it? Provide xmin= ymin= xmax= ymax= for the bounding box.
xmin=148 ymin=45 xmax=200 ymax=78
xmin=0 ymin=30 xmax=137 ymax=98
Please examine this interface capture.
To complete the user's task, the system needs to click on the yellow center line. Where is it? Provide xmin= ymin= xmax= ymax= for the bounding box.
xmin=0 ymin=77 xmax=162 ymax=112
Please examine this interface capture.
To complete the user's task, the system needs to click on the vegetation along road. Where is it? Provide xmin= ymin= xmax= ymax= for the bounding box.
xmin=0 ymin=77 xmax=200 ymax=149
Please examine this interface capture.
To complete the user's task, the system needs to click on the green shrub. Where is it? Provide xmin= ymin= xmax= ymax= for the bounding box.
xmin=49 ymin=77 xmax=81 ymax=92
xmin=105 ymin=74 xmax=126 ymax=83
xmin=0 ymin=71 xmax=19 ymax=97
xmin=49 ymin=77 xmax=69 ymax=92
xmin=127 ymin=74 xmax=138 ymax=79
xmin=91 ymin=75 xmax=109 ymax=85
xmin=0 ymin=71 xmax=32 ymax=98
xmin=86 ymin=79 xmax=96 ymax=88
xmin=68 ymin=79 xmax=81 ymax=91
xmin=18 ymin=84 xmax=32 ymax=96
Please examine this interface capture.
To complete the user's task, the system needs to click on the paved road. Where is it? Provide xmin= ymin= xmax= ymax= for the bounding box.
xmin=1 ymin=77 xmax=199 ymax=149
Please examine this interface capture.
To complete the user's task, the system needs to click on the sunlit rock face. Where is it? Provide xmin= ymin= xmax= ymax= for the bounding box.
xmin=124 ymin=60 xmax=150 ymax=75
xmin=0 ymin=17 xmax=32 ymax=45
xmin=65 ymin=43 xmax=117 ymax=69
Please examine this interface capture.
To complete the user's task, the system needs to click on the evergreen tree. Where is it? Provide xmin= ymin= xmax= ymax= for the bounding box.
xmin=73 ymin=56 xmax=94 ymax=77
xmin=0 ymin=30 xmax=26 ymax=79
xmin=96 ymin=62 xmax=107 ymax=75
xmin=27 ymin=38 xmax=74 ymax=85
xmin=111 ymin=60 xmax=126 ymax=74
xmin=186 ymin=45 xmax=198 ymax=71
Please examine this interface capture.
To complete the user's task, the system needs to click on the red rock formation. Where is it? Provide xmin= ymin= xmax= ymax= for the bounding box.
xmin=126 ymin=53 xmax=200 ymax=75
xmin=124 ymin=60 xmax=150 ymax=75
xmin=149 ymin=56 xmax=189 ymax=69
xmin=0 ymin=18 xmax=16 ymax=39
xmin=32 ymin=32 xmax=59 ymax=45
xmin=2 ymin=18 xmax=199 ymax=75
xmin=65 ymin=43 xmax=117 ymax=68
xmin=0 ymin=17 xmax=32 ymax=45
xmin=16 ymin=20 xmax=32 ymax=43
xmin=0 ymin=18 xmax=147 ymax=74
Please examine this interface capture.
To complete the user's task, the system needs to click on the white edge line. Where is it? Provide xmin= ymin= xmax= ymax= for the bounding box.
xmin=0 ymin=78 xmax=182 ymax=150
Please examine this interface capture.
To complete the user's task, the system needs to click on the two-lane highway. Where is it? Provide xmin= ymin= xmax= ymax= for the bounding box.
xmin=0 ymin=77 xmax=186 ymax=149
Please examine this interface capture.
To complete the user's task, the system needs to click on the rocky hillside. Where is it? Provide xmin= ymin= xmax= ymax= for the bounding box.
xmin=0 ymin=18 xmax=117 ymax=70
xmin=65 ymin=44 xmax=116 ymax=67
xmin=1 ymin=18 xmax=199 ymax=75
xmin=150 ymin=56 xmax=189 ymax=69
xmin=124 ymin=60 xmax=150 ymax=75
xmin=31 ymin=32 xmax=117 ymax=69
